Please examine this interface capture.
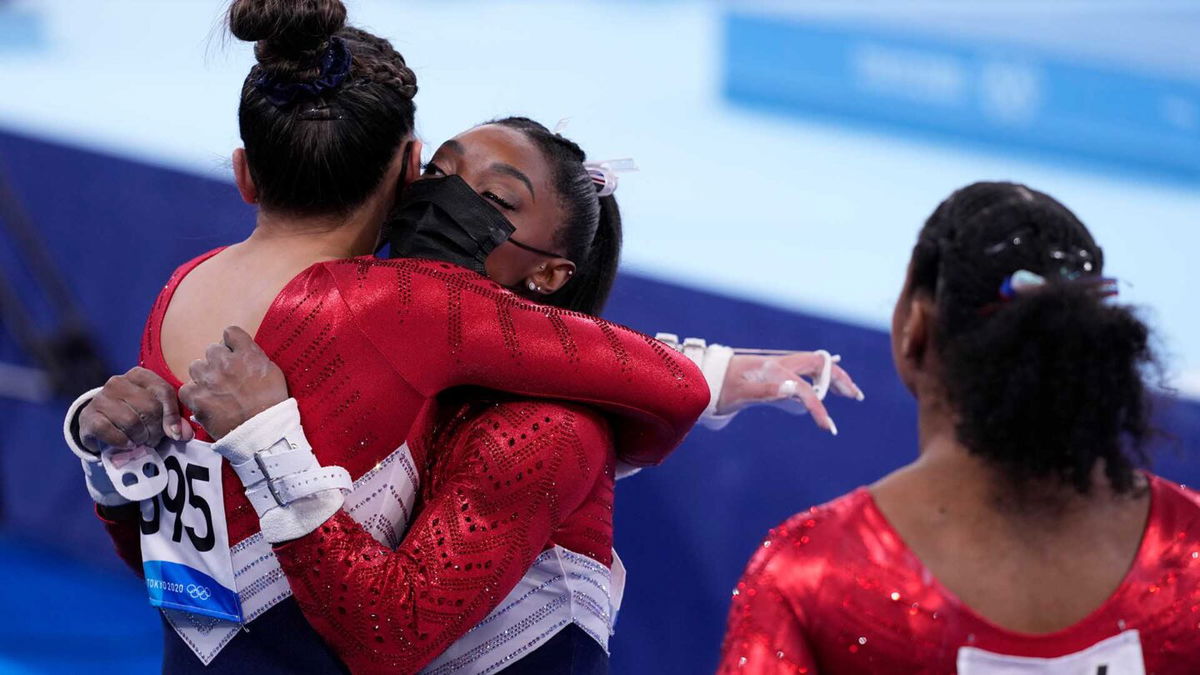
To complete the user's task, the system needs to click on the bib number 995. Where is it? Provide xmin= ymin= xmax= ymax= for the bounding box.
xmin=140 ymin=455 xmax=216 ymax=552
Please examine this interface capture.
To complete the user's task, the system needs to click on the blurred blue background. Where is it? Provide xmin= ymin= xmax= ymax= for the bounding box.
xmin=0 ymin=1 xmax=1197 ymax=673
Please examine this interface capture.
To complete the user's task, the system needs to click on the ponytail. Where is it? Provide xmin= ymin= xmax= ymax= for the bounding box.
xmin=551 ymin=195 xmax=623 ymax=315
xmin=942 ymin=282 xmax=1153 ymax=495
xmin=913 ymin=182 xmax=1157 ymax=495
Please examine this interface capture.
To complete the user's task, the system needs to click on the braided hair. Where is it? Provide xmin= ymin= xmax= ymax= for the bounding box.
xmin=230 ymin=0 xmax=417 ymax=215
xmin=490 ymin=117 xmax=622 ymax=316
xmin=911 ymin=182 xmax=1155 ymax=495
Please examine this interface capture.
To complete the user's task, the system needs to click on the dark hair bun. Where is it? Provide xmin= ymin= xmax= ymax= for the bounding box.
xmin=230 ymin=0 xmax=347 ymax=63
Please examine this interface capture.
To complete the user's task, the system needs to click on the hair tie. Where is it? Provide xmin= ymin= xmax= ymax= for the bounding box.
xmin=993 ymin=269 xmax=1119 ymax=307
xmin=253 ymin=37 xmax=353 ymax=108
xmin=998 ymin=269 xmax=1047 ymax=300
xmin=583 ymin=158 xmax=637 ymax=198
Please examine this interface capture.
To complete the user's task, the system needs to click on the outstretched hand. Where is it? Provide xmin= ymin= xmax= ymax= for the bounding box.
xmin=178 ymin=326 xmax=288 ymax=440
xmin=717 ymin=351 xmax=864 ymax=435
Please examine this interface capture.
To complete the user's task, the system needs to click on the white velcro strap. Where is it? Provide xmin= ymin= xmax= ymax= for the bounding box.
xmin=64 ymin=387 xmax=103 ymax=462
xmin=655 ymin=333 xmax=710 ymax=370
xmin=682 ymin=336 xmax=708 ymax=362
xmin=243 ymin=466 xmax=352 ymax=518
xmin=231 ymin=446 xmax=318 ymax=486
xmin=211 ymin=398 xmax=351 ymax=543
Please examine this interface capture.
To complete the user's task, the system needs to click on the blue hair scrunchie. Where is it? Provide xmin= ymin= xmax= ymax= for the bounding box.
xmin=252 ymin=37 xmax=352 ymax=108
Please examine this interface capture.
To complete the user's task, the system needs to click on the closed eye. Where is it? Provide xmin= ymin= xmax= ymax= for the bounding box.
xmin=483 ymin=191 xmax=516 ymax=210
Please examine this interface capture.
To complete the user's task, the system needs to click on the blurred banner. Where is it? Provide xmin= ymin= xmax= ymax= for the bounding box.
xmin=0 ymin=3 xmax=44 ymax=53
xmin=725 ymin=5 xmax=1200 ymax=180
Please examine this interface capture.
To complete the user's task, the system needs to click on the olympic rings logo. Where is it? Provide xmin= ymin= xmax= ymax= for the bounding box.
xmin=186 ymin=584 xmax=212 ymax=601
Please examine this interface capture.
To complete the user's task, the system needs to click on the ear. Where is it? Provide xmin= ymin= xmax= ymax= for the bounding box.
xmin=402 ymin=139 xmax=423 ymax=188
xmin=379 ymin=139 xmax=421 ymax=199
xmin=527 ymin=259 xmax=577 ymax=295
xmin=232 ymin=148 xmax=258 ymax=205
xmin=900 ymin=294 xmax=933 ymax=368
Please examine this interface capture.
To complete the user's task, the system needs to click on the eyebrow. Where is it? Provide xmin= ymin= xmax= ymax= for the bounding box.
xmin=437 ymin=139 xmax=535 ymax=200
xmin=489 ymin=163 xmax=535 ymax=201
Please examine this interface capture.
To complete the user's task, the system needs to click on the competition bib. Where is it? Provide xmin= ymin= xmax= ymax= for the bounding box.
xmin=958 ymin=630 xmax=1145 ymax=675
xmin=138 ymin=439 xmax=243 ymax=623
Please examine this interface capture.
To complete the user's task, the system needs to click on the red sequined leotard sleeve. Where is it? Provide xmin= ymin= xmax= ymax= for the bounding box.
xmin=718 ymin=475 xmax=1200 ymax=674
xmin=274 ymin=397 xmax=614 ymax=673
xmin=320 ymin=257 xmax=706 ymax=467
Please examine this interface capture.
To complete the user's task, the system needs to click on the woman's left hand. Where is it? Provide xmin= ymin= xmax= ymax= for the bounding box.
xmin=178 ymin=326 xmax=288 ymax=440
xmin=717 ymin=351 xmax=863 ymax=436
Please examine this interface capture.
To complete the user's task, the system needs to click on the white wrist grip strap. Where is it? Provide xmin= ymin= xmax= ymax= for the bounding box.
xmin=215 ymin=399 xmax=350 ymax=543
xmin=656 ymin=333 xmax=737 ymax=430
xmin=239 ymin=463 xmax=352 ymax=517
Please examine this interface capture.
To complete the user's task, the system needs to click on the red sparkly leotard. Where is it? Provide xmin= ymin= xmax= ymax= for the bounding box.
xmin=718 ymin=474 xmax=1200 ymax=674
xmin=101 ymin=249 xmax=707 ymax=672
xmin=279 ymin=394 xmax=617 ymax=673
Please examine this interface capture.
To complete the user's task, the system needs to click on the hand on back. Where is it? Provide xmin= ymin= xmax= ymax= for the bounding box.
xmin=178 ymin=326 xmax=289 ymax=440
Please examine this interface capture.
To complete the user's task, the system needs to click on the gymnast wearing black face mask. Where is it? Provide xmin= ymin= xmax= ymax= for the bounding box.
xmin=385 ymin=119 xmax=615 ymax=309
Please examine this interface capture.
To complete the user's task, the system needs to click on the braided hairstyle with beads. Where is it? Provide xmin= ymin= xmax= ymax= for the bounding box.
xmin=490 ymin=117 xmax=623 ymax=316
xmin=229 ymin=0 xmax=417 ymax=215
xmin=910 ymin=181 xmax=1156 ymax=496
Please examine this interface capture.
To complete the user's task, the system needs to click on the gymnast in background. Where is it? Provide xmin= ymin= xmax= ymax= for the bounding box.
xmin=720 ymin=182 xmax=1200 ymax=673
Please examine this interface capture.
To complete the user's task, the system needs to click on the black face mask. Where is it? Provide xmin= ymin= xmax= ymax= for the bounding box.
xmin=385 ymin=173 xmax=567 ymax=277
xmin=385 ymin=174 xmax=516 ymax=275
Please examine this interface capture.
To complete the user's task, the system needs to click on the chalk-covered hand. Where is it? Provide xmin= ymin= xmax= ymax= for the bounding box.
xmin=78 ymin=366 xmax=192 ymax=454
xmin=179 ymin=326 xmax=287 ymax=440
xmin=717 ymin=351 xmax=864 ymax=436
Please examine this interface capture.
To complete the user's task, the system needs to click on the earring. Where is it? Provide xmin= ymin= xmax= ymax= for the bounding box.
xmin=527 ymin=280 xmax=537 ymax=292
